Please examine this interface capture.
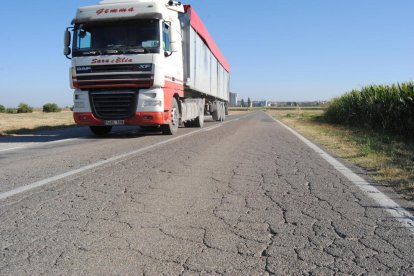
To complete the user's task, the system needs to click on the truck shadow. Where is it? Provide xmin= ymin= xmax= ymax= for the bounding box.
xmin=0 ymin=117 xmax=218 ymax=143
xmin=0 ymin=126 xmax=157 ymax=143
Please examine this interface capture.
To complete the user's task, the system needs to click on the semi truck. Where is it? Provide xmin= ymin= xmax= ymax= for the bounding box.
xmin=64 ymin=0 xmax=230 ymax=136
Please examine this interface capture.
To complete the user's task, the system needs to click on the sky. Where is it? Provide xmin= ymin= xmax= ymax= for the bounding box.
xmin=0 ymin=0 xmax=413 ymax=107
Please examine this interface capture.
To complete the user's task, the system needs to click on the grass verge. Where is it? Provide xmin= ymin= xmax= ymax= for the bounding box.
xmin=267 ymin=109 xmax=414 ymax=199
xmin=0 ymin=111 xmax=75 ymax=135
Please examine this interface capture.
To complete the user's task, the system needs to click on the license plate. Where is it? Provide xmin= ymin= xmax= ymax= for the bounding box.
xmin=104 ymin=120 xmax=125 ymax=126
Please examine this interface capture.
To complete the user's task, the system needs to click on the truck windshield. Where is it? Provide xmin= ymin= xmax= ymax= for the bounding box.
xmin=73 ymin=19 xmax=160 ymax=56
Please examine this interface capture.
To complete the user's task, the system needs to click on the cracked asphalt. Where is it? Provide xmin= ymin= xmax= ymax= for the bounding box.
xmin=1 ymin=111 xmax=414 ymax=275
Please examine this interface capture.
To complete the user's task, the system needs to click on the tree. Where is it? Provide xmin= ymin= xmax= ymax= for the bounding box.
xmin=247 ymin=97 xmax=251 ymax=108
xmin=240 ymin=99 xmax=245 ymax=107
xmin=43 ymin=103 xmax=61 ymax=113
xmin=17 ymin=103 xmax=33 ymax=113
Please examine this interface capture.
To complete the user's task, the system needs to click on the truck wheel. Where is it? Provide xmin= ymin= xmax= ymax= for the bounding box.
xmin=89 ymin=126 xmax=112 ymax=136
xmin=162 ymin=98 xmax=179 ymax=135
xmin=217 ymin=102 xmax=225 ymax=121
xmin=212 ymin=110 xmax=219 ymax=121
xmin=212 ymin=102 xmax=219 ymax=121
xmin=220 ymin=104 xmax=226 ymax=121
xmin=193 ymin=105 xmax=204 ymax=128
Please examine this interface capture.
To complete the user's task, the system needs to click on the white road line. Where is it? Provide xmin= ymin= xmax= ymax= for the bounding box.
xmin=41 ymin=137 xmax=85 ymax=145
xmin=0 ymin=116 xmax=244 ymax=201
xmin=0 ymin=137 xmax=86 ymax=154
xmin=0 ymin=146 xmax=25 ymax=153
xmin=203 ymin=124 xmax=222 ymax=132
xmin=268 ymin=114 xmax=414 ymax=233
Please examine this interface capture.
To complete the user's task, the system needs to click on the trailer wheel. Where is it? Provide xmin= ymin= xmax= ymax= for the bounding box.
xmin=193 ymin=105 xmax=204 ymax=128
xmin=89 ymin=126 xmax=112 ymax=136
xmin=212 ymin=109 xmax=219 ymax=121
xmin=217 ymin=102 xmax=225 ymax=121
xmin=212 ymin=102 xmax=220 ymax=121
xmin=220 ymin=104 xmax=226 ymax=121
xmin=162 ymin=98 xmax=179 ymax=135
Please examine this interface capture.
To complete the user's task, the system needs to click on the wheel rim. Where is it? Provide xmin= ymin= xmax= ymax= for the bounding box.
xmin=172 ymin=107 xmax=179 ymax=126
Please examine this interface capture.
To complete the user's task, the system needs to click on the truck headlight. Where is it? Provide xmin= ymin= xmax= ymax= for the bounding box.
xmin=142 ymin=100 xmax=162 ymax=107
xmin=70 ymin=67 xmax=77 ymax=89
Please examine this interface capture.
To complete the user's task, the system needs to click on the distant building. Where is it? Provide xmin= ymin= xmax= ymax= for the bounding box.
xmin=266 ymin=101 xmax=326 ymax=107
xmin=252 ymin=100 xmax=268 ymax=107
xmin=229 ymin=92 xmax=238 ymax=107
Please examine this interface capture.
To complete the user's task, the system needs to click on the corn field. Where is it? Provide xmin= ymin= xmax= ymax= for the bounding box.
xmin=324 ymin=82 xmax=414 ymax=137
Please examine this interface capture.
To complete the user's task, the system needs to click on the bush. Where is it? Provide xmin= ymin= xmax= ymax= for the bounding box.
xmin=0 ymin=105 xmax=5 ymax=113
xmin=17 ymin=103 xmax=33 ymax=113
xmin=6 ymin=108 xmax=17 ymax=114
xmin=43 ymin=103 xmax=61 ymax=113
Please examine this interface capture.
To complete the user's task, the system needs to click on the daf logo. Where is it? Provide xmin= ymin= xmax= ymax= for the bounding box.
xmin=77 ymin=66 xmax=92 ymax=71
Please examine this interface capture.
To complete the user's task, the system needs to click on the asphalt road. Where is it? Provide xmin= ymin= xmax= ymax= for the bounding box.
xmin=1 ymin=111 xmax=414 ymax=275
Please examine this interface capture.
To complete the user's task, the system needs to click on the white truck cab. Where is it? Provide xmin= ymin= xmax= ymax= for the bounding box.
xmin=64 ymin=0 xmax=230 ymax=136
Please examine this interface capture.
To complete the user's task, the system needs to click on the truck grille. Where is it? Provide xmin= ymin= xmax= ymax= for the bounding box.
xmin=76 ymin=64 xmax=153 ymax=74
xmin=75 ymin=64 xmax=154 ymax=89
xmin=76 ymin=74 xmax=153 ymax=88
xmin=90 ymin=91 xmax=137 ymax=119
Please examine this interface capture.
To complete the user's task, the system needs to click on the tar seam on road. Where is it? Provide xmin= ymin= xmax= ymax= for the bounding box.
xmin=0 ymin=115 xmax=251 ymax=201
xmin=267 ymin=113 xmax=414 ymax=234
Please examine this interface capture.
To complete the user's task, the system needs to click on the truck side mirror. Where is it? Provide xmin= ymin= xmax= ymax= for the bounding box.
xmin=64 ymin=30 xmax=71 ymax=47
xmin=64 ymin=46 xmax=71 ymax=56
xmin=64 ymin=30 xmax=72 ymax=58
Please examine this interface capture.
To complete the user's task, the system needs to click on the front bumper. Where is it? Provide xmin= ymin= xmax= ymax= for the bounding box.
xmin=73 ymin=112 xmax=166 ymax=126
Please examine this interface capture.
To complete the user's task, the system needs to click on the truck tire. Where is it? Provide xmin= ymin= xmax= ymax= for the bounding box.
xmin=218 ymin=103 xmax=223 ymax=121
xmin=220 ymin=104 xmax=226 ymax=121
xmin=218 ymin=102 xmax=225 ymax=121
xmin=212 ymin=110 xmax=219 ymax=121
xmin=193 ymin=105 xmax=204 ymax=128
xmin=212 ymin=102 xmax=219 ymax=121
xmin=89 ymin=126 xmax=112 ymax=136
xmin=212 ymin=108 xmax=219 ymax=121
xmin=162 ymin=98 xmax=179 ymax=135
